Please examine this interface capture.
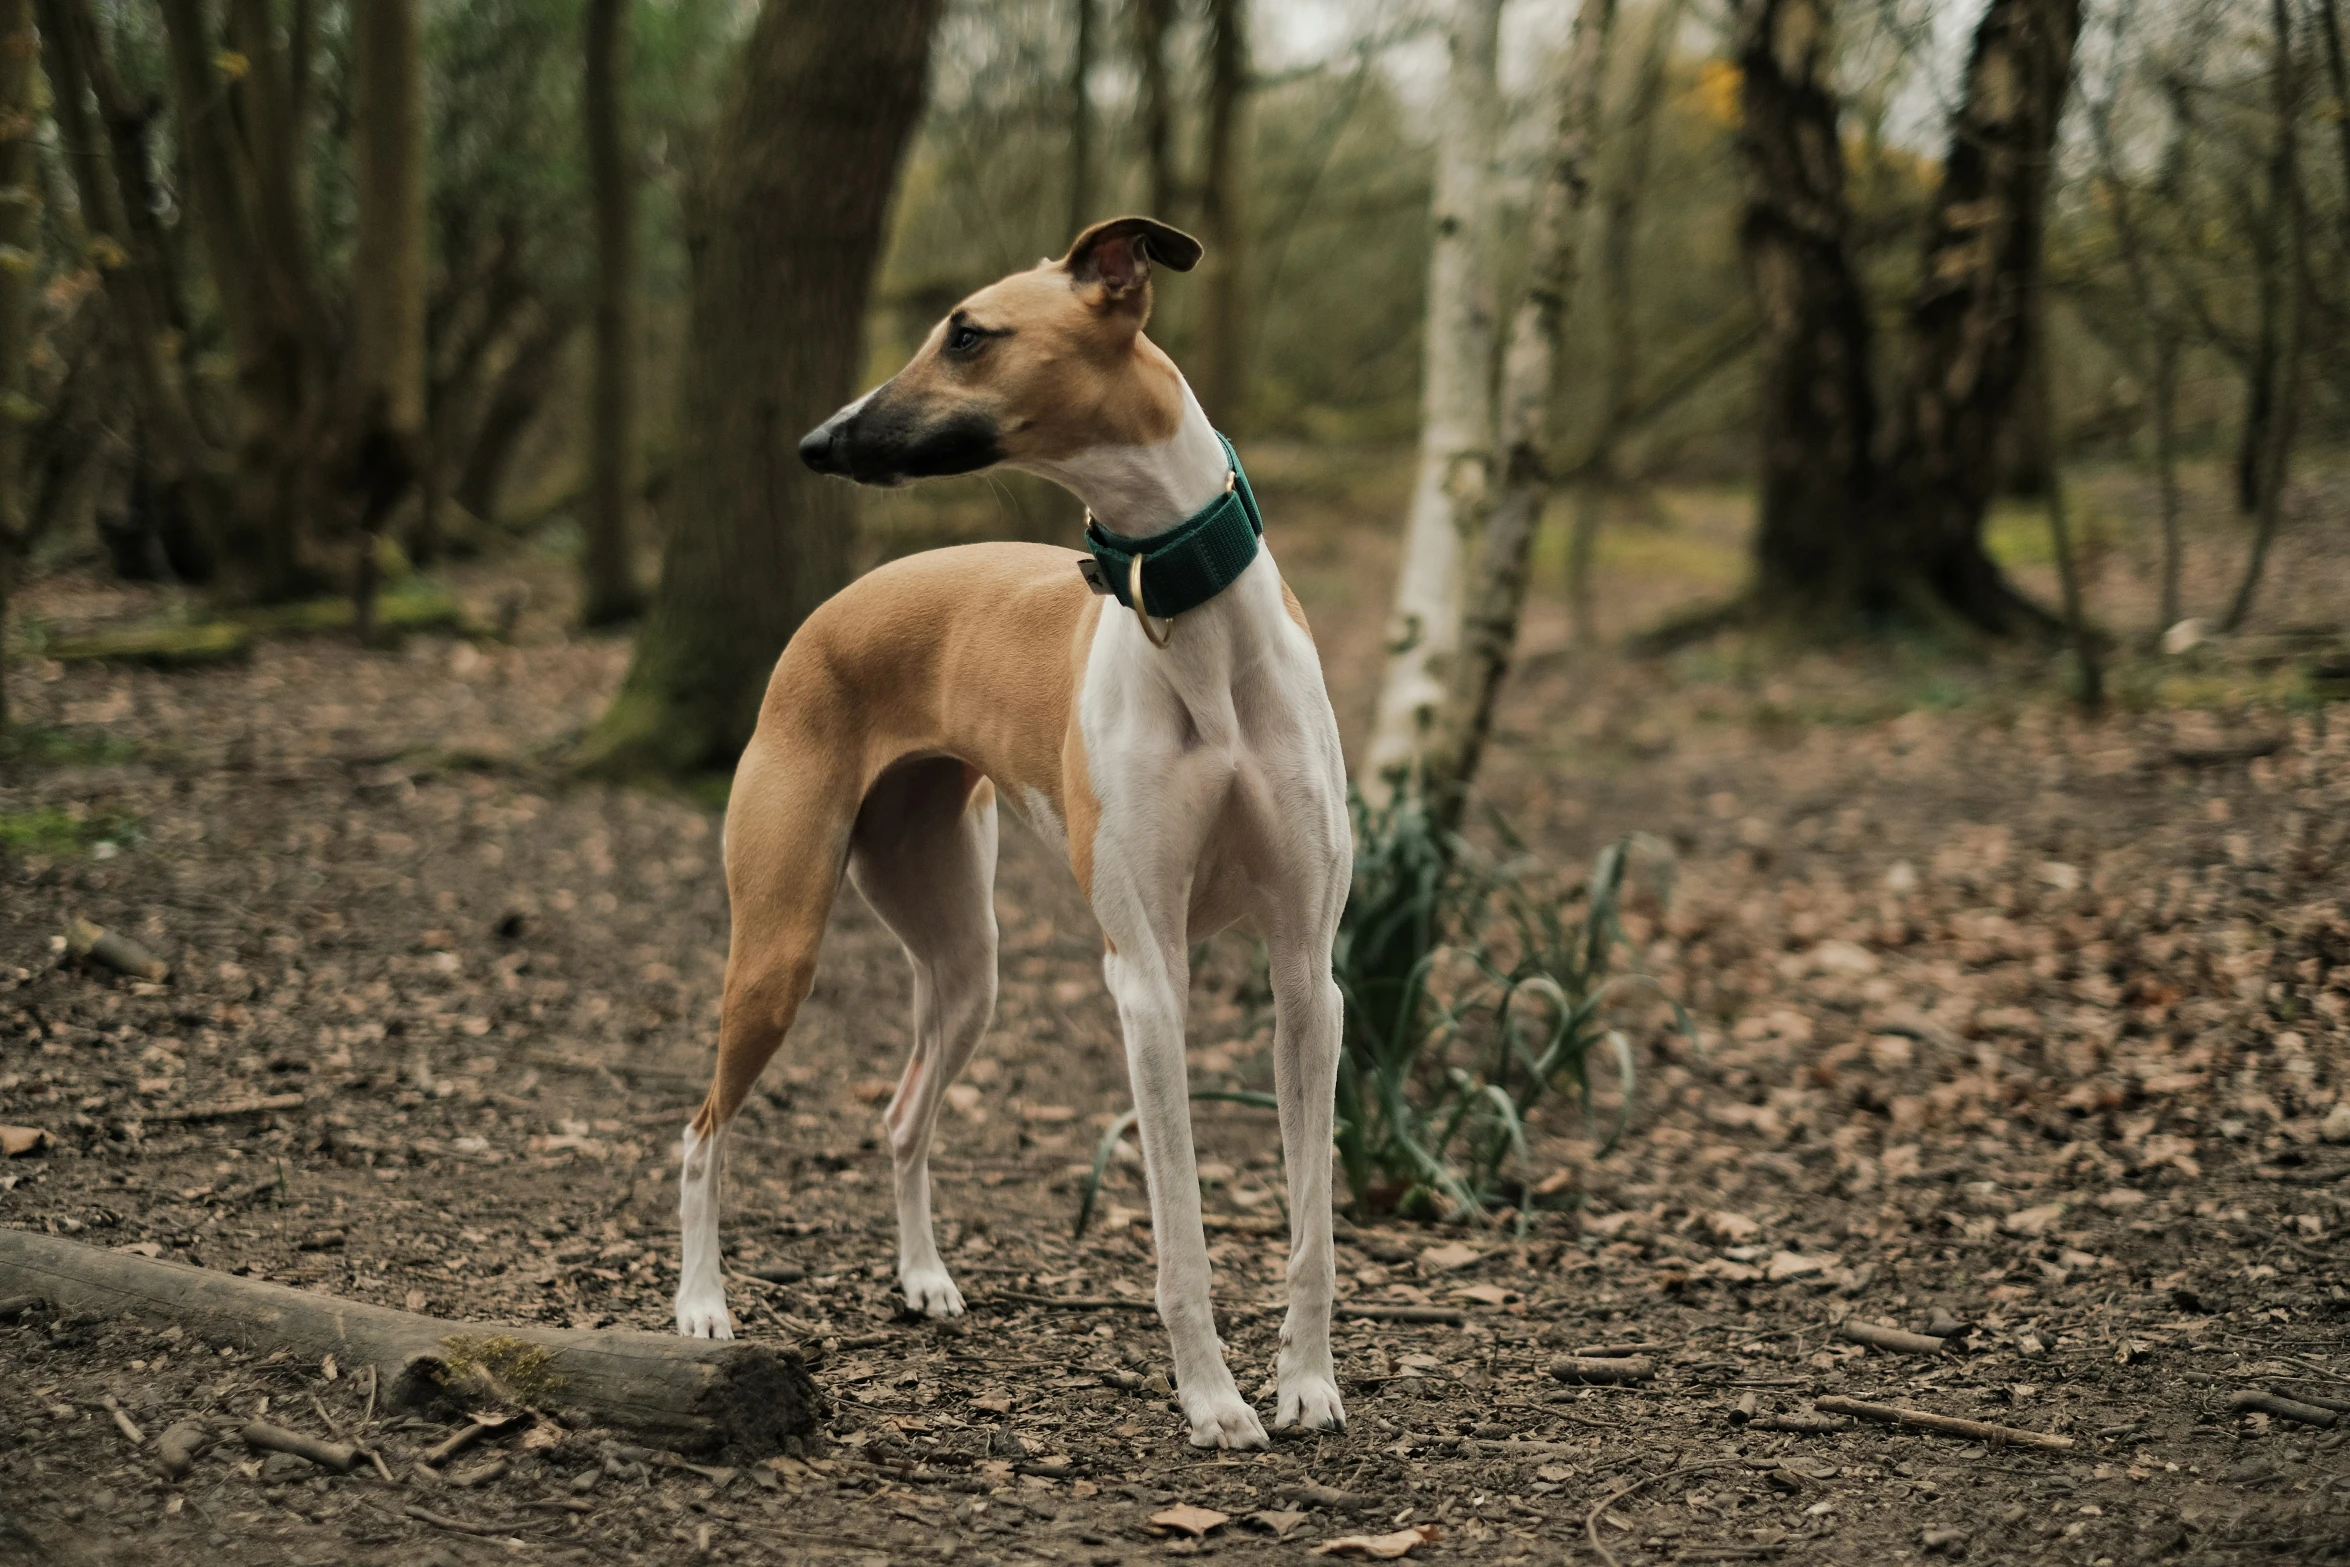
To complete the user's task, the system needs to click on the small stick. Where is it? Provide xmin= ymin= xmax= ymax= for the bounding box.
xmin=989 ymin=1292 xmax=1157 ymax=1313
xmin=1585 ymin=1462 xmax=1739 ymax=1567
xmin=2227 ymin=1391 xmax=2339 ymax=1429
xmin=142 ymin=1093 xmax=306 ymax=1125
xmin=309 ymin=1391 xmax=345 ymax=1438
xmin=2270 ymin=1386 xmax=2350 ymax=1415
xmin=401 ymin=1503 xmax=524 ymax=1538
xmin=99 ymin=1394 xmax=146 ymax=1446
xmin=66 ymin=918 xmax=170 ymax=982
xmin=1749 ymin=1414 xmax=1851 ymax=1434
xmin=1550 ymin=1355 xmax=1655 ymax=1384
xmin=1838 ymin=1321 xmax=1953 ymax=1356
xmin=361 ymin=1365 xmax=378 ymax=1428
xmin=1338 ymin=1305 xmax=1464 ymax=1326
xmin=243 ymin=1420 xmax=361 ymax=1472
xmin=1812 ymin=1396 xmax=2072 ymax=1450
xmin=421 ymin=1423 xmax=491 ymax=1467
xmin=367 ymin=1448 xmax=396 ymax=1485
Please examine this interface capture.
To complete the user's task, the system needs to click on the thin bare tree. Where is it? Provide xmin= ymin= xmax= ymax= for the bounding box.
xmin=0 ymin=0 xmax=38 ymax=732
xmin=1361 ymin=0 xmax=1504 ymax=802
xmin=584 ymin=0 xmax=648 ymax=627
xmin=1420 ymin=0 xmax=1620 ymax=833
xmin=1194 ymin=0 xmax=1250 ymax=428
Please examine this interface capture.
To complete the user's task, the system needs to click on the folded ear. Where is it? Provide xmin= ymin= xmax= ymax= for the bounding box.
xmin=1061 ymin=216 xmax=1204 ymax=300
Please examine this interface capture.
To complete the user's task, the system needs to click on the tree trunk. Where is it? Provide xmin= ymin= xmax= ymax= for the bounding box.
xmin=1569 ymin=0 xmax=1681 ymax=644
xmin=42 ymin=0 xmax=228 ymax=583
xmin=0 ymin=0 xmax=30 ymax=733
xmin=1360 ymin=0 xmax=1504 ymax=802
xmin=1733 ymin=0 xmax=1884 ymax=628
xmin=2221 ymin=0 xmax=2307 ymax=635
xmin=583 ymin=0 xmax=647 ymax=626
xmin=156 ymin=0 xmax=336 ymax=601
xmin=578 ymin=0 xmax=944 ymax=780
xmin=451 ymin=306 xmax=574 ymax=527
xmin=1068 ymin=0 xmax=1094 ymax=239
xmin=1133 ymin=0 xmax=1177 ymax=219
xmin=1192 ymin=0 xmax=1249 ymax=429
xmin=1877 ymin=0 xmax=2081 ymax=633
xmin=1420 ymin=0 xmax=1618 ymax=834
xmin=2030 ymin=289 xmax=2097 ymax=708
xmin=346 ymin=0 xmax=428 ymax=641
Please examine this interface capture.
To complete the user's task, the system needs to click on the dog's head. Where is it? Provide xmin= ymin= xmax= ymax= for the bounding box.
xmin=798 ymin=216 xmax=1203 ymax=486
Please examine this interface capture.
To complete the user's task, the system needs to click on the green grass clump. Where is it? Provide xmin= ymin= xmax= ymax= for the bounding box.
xmin=1330 ymin=794 xmax=1685 ymax=1223
xmin=0 ymin=807 xmax=140 ymax=856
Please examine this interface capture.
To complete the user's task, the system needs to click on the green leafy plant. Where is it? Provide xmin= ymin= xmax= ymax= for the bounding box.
xmin=1329 ymin=791 xmax=1684 ymax=1222
xmin=1070 ymin=795 xmax=1685 ymax=1236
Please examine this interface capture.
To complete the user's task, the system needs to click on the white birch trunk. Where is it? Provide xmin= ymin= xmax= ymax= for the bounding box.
xmin=1360 ymin=0 xmax=1506 ymax=803
xmin=1422 ymin=0 xmax=1620 ymax=831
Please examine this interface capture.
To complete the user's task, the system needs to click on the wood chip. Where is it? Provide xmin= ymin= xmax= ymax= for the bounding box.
xmin=1313 ymin=1524 xmax=1442 ymax=1558
xmin=1149 ymin=1503 xmax=1230 ymax=1537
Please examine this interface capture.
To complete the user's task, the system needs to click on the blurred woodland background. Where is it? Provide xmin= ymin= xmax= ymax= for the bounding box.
xmin=0 ymin=0 xmax=2340 ymax=788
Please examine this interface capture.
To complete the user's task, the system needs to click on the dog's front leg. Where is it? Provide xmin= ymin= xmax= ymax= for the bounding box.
xmin=1103 ymin=934 xmax=1268 ymax=1450
xmin=1268 ymin=939 xmax=1345 ymax=1431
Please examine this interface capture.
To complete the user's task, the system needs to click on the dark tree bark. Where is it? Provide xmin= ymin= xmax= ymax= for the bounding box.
xmin=2222 ymin=0 xmax=2308 ymax=633
xmin=1193 ymin=0 xmax=1249 ymax=427
xmin=1876 ymin=0 xmax=2081 ymax=634
xmin=579 ymin=0 xmax=944 ymax=779
xmin=346 ymin=0 xmax=429 ymax=641
xmin=1068 ymin=0 xmax=1094 ymax=240
xmin=1133 ymin=0 xmax=1177 ymax=219
xmin=0 ymin=0 xmax=36 ymax=733
xmin=584 ymin=0 xmax=647 ymax=626
xmin=452 ymin=306 xmax=574 ymax=527
xmin=1734 ymin=0 xmax=1883 ymax=626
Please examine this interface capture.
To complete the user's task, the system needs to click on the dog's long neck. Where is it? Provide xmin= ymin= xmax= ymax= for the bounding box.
xmin=1017 ymin=370 xmax=1228 ymax=538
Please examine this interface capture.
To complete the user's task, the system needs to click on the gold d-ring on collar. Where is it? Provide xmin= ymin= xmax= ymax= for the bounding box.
xmin=1113 ymin=466 xmax=1234 ymax=652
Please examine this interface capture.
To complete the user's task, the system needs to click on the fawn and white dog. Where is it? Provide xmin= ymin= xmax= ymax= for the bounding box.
xmin=671 ymin=217 xmax=1349 ymax=1449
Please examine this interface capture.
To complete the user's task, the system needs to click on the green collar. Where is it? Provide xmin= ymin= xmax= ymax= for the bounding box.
xmin=1083 ymin=432 xmax=1263 ymax=621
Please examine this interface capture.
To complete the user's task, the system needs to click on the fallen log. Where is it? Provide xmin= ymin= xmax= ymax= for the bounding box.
xmin=0 ymin=1228 xmax=822 ymax=1458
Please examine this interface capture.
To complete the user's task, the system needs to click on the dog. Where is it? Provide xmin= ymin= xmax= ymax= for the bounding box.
xmin=671 ymin=217 xmax=1350 ymax=1450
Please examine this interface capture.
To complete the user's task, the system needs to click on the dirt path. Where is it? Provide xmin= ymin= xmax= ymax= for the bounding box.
xmin=3 ymin=495 xmax=2347 ymax=1565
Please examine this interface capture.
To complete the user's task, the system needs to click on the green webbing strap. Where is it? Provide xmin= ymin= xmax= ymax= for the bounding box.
xmin=1084 ymin=432 xmax=1263 ymax=621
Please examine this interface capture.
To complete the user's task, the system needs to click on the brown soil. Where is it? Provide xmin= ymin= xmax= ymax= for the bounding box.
xmin=3 ymin=460 xmax=2346 ymax=1567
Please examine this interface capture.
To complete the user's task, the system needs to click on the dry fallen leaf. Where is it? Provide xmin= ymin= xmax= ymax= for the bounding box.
xmin=1150 ymin=1504 xmax=1230 ymax=1538
xmin=1419 ymin=1242 xmax=1481 ymax=1271
xmin=1313 ymin=1524 xmax=1442 ymax=1558
xmin=1454 ymin=1282 xmax=1514 ymax=1307
xmin=1 ymin=1125 xmax=49 ymax=1158
xmin=1246 ymin=1509 xmax=1309 ymax=1538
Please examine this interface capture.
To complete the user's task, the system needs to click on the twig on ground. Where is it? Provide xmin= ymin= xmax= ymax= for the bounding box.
xmin=98 ymin=1394 xmax=145 ymax=1446
xmin=1812 ymin=1396 xmax=2072 ymax=1450
xmin=65 ymin=918 xmax=170 ymax=982
xmin=1585 ymin=1462 xmax=1740 ymax=1567
xmin=1338 ymin=1305 xmax=1463 ymax=1326
xmin=309 ymin=1391 xmax=344 ymax=1438
xmin=2227 ymin=1391 xmax=2339 ymax=1428
xmin=1838 ymin=1321 xmax=1952 ymax=1356
xmin=1748 ymin=1414 xmax=1851 ymax=1434
xmin=141 ymin=1093 xmax=307 ymax=1125
xmin=243 ymin=1420 xmax=361 ymax=1472
xmin=989 ymin=1292 xmax=1156 ymax=1313
xmin=1549 ymin=1355 xmax=1655 ymax=1384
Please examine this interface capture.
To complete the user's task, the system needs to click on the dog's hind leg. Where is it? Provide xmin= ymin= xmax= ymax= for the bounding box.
xmin=677 ymin=737 xmax=861 ymax=1341
xmin=848 ymin=758 xmax=1000 ymax=1319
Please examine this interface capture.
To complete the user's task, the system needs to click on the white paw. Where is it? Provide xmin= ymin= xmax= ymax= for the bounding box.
xmin=1275 ymin=1370 xmax=1347 ymax=1433
xmin=899 ymin=1266 xmax=965 ymax=1319
xmin=1181 ymin=1384 xmax=1269 ymax=1450
xmin=675 ymin=1289 xmax=733 ymax=1340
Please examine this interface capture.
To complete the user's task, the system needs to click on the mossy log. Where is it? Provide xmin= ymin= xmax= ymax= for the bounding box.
xmin=0 ymin=1228 xmax=823 ymax=1458
xmin=45 ymin=588 xmax=473 ymax=668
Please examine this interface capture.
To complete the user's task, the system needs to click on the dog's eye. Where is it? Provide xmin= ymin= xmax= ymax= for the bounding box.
xmin=945 ymin=322 xmax=987 ymax=355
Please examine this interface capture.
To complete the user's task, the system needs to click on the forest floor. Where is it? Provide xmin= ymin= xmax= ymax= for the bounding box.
xmin=2 ymin=451 xmax=2347 ymax=1567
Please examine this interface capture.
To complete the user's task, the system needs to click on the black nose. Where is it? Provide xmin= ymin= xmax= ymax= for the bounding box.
xmin=798 ymin=420 xmax=841 ymax=474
